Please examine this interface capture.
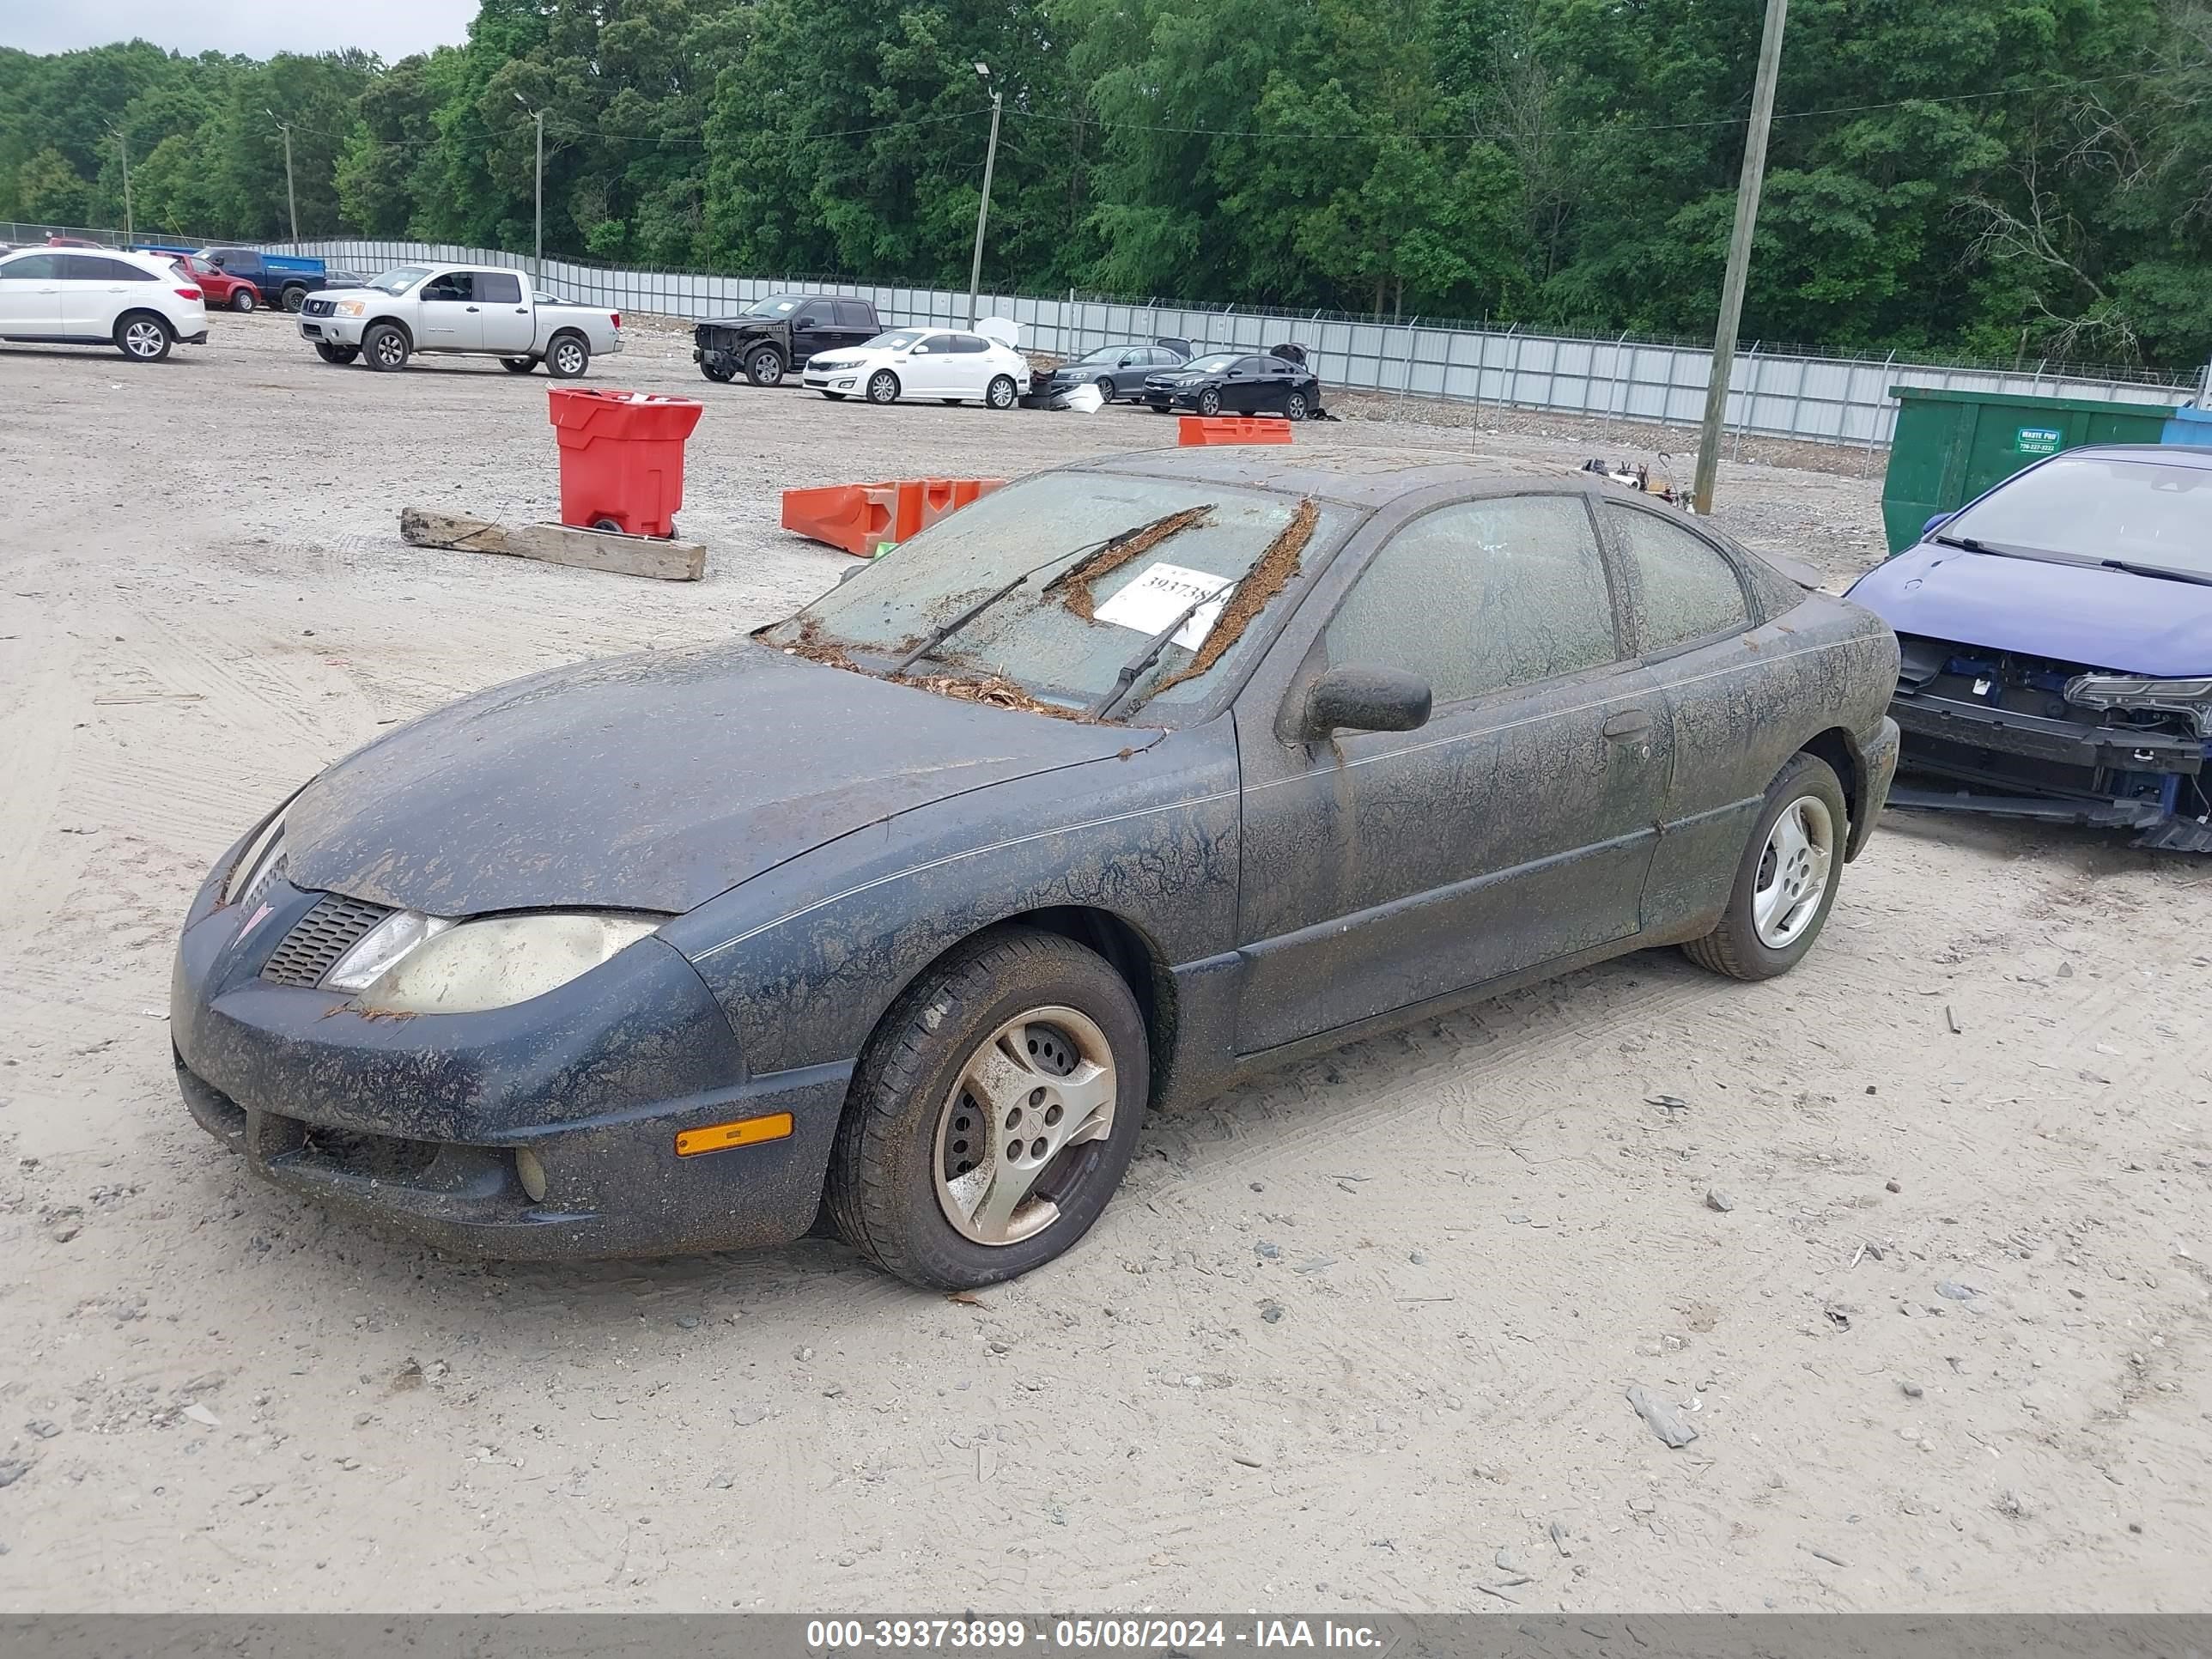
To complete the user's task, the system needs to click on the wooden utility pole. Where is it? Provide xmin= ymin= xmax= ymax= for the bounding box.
xmin=967 ymin=66 xmax=1003 ymax=327
xmin=266 ymin=111 xmax=301 ymax=250
xmin=112 ymin=125 xmax=132 ymax=244
xmin=1692 ymin=0 xmax=1789 ymax=516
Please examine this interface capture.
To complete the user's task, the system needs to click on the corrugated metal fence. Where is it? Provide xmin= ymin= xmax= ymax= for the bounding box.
xmin=18 ymin=222 xmax=2196 ymax=446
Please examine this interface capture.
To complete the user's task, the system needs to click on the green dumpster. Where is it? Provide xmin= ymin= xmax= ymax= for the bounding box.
xmin=1880 ymin=386 xmax=2178 ymax=553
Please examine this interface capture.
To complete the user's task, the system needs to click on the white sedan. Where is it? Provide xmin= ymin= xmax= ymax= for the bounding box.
xmin=802 ymin=325 xmax=1029 ymax=409
xmin=0 ymin=246 xmax=210 ymax=362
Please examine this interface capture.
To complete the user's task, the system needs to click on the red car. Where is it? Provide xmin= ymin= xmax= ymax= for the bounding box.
xmin=167 ymin=252 xmax=264 ymax=312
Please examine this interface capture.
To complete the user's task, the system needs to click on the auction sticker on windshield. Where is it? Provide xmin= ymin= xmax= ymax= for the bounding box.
xmin=1093 ymin=562 xmax=1235 ymax=650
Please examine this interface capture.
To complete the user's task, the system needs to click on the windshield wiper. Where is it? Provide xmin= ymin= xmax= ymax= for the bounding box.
xmin=1085 ymin=594 xmax=1214 ymax=720
xmin=888 ymin=571 xmax=1035 ymax=675
xmin=2100 ymin=558 xmax=2212 ymax=587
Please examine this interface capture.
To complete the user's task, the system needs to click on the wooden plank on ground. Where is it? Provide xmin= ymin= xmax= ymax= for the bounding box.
xmin=399 ymin=507 xmax=706 ymax=582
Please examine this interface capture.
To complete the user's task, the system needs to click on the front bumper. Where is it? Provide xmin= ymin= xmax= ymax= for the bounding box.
xmin=300 ymin=316 xmax=364 ymax=345
xmin=171 ymin=874 xmax=850 ymax=1259
xmin=1887 ymin=689 xmax=2212 ymax=848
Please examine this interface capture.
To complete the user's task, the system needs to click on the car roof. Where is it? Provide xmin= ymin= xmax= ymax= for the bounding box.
xmin=2057 ymin=442 xmax=2212 ymax=471
xmin=1071 ymin=445 xmax=1591 ymax=508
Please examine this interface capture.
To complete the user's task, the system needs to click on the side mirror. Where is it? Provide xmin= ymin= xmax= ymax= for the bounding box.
xmin=1297 ymin=665 xmax=1432 ymax=740
xmin=1921 ymin=512 xmax=1951 ymax=539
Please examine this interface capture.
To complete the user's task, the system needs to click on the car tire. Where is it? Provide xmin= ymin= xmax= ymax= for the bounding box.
xmin=280 ymin=286 xmax=307 ymax=313
xmin=1681 ymin=753 xmax=1849 ymax=981
xmin=1148 ymin=402 xmax=1174 ymax=415
xmin=827 ymin=926 xmax=1150 ymax=1290
xmin=499 ymin=356 xmax=539 ymax=374
xmin=229 ymin=288 xmax=257 ymax=313
xmin=1285 ymin=390 xmax=1310 ymax=421
xmin=1195 ymin=387 xmax=1222 ymax=416
xmin=362 ymin=322 xmax=410 ymax=372
xmin=313 ymin=342 xmax=360 ymax=365
xmin=545 ymin=333 xmax=590 ymax=378
xmin=866 ymin=369 xmax=901 ymax=405
xmin=987 ymin=374 xmax=1018 ymax=410
xmin=744 ymin=346 xmax=785 ymax=387
xmin=113 ymin=312 xmax=173 ymax=363
xmin=700 ymin=361 xmax=735 ymax=384
xmin=1094 ymin=376 xmax=1115 ymax=404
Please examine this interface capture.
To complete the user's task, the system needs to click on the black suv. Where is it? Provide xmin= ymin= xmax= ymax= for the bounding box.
xmin=695 ymin=294 xmax=883 ymax=386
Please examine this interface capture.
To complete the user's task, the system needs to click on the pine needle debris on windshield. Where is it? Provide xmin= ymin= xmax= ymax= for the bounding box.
xmin=1154 ymin=497 xmax=1319 ymax=693
xmin=1047 ymin=504 xmax=1216 ymax=620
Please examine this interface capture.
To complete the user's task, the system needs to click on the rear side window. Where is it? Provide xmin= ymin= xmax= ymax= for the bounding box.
xmin=1327 ymin=495 xmax=1621 ymax=705
xmin=64 ymin=255 xmax=156 ymax=281
xmin=477 ymin=271 xmax=522 ymax=304
xmin=1604 ymin=505 xmax=1753 ymax=653
xmin=834 ymin=300 xmax=874 ymax=328
xmin=949 ymin=334 xmax=990 ymax=354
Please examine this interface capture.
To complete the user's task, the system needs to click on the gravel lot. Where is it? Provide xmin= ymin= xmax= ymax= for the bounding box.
xmin=2 ymin=314 xmax=2206 ymax=1613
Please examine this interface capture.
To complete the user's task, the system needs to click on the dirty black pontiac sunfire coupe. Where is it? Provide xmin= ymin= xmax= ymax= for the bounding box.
xmin=173 ymin=450 xmax=1901 ymax=1288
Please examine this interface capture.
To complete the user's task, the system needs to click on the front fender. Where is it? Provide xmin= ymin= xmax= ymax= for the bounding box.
xmin=660 ymin=724 xmax=1241 ymax=1073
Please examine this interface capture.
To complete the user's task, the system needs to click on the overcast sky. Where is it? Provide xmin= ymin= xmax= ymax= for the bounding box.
xmin=1 ymin=0 xmax=477 ymax=61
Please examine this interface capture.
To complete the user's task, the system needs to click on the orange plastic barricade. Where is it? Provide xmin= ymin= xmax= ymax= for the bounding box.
xmin=547 ymin=388 xmax=705 ymax=538
xmin=781 ymin=477 xmax=1005 ymax=556
xmin=1177 ymin=416 xmax=1293 ymax=447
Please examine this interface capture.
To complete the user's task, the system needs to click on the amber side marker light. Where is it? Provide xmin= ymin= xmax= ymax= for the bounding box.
xmin=675 ymin=1112 xmax=794 ymax=1158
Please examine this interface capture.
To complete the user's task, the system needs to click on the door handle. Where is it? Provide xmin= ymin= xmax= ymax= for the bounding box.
xmin=1602 ymin=708 xmax=1652 ymax=740
xmin=465 ymin=305 xmax=479 ymax=312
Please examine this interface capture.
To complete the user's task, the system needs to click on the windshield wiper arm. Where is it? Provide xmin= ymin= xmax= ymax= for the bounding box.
xmin=2100 ymin=558 xmax=2212 ymax=587
xmin=1085 ymin=594 xmax=1213 ymax=720
xmin=889 ymin=571 xmax=1035 ymax=675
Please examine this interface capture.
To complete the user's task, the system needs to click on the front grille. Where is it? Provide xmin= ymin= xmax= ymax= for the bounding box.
xmin=262 ymin=894 xmax=393 ymax=988
xmin=302 ymin=297 xmax=334 ymax=317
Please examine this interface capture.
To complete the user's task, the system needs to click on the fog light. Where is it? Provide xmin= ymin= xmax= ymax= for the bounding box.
xmin=514 ymin=1148 xmax=548 ymax=1203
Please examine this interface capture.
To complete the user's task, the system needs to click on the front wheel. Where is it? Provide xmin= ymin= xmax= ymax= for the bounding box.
xmin=700 ymin=360 xmax=735 ymax=384
xmin=229 ymin=288 xmax=257 ymax=313
xmin=827 ymin=927 xmax=1149 ymax=1289
xmin=1681 ymin=753 xmax=1848 ymax=981
xmin=1195 ymin=387 xmax=1222 ymax=416
xmin=1094 ymin=377 xmax=1115 ymax=404
xmin=744 ymin=346 xmax=785 ymax=387
xmin=114 ymin=313 xmax=173 ymax=362
xmin=545 ymin=334 xmax=590 ymax=378
xmin=313 ymin=342 xmax=360 ymax=365
xmin=866 ymin=369 xmax=901 ymax=405
xmin=362 ymin=323 xmax=410 ymax=371
xmin=987 ymin=374 xmax=1018 ymax=410
xmin=499 ymin=356 xmax=539 ymax=374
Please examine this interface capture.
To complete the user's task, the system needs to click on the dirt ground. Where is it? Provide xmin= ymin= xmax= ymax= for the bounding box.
xmin=1 ymin=314 xmax=2206 ymax=1615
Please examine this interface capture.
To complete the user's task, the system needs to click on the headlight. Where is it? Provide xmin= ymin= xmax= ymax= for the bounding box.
xmin=332 ymin=911 xmax=662 ymax=1013
xmin=2063 ymin=674 xmax=2212 ymax=735
xmin=223 ymin=810 xmax=289 ymax=906
xmin=334 ymin=299 xmax=366 ymax=318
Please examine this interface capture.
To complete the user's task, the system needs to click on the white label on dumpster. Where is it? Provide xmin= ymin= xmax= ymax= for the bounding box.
xmin=1093 ymin=562 xmax=1235 ymax=651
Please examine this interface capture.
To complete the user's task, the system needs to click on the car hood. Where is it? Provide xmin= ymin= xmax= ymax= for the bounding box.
xmin=283 ymin=641 xmax=1147 ymax=917
xmin=1848 ymin=542 xmax=2212 ymax=677
xmin=697 ymin=316 xmax=780 ymax=333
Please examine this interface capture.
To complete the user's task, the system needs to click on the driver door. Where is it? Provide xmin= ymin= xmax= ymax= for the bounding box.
xmin=0 ymin=252 xmax=64 ymax=335
xmin=416 ymin=270 xmax=480 ymax=349
xmin=1231 ymin=492 xmax=1672 ymax=1054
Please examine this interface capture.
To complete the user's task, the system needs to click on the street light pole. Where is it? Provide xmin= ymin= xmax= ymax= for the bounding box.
xmin=1692 ymin=0 xmax=1790 ymax=516
xmin=516 ymin=96 xmax=544 ymax=291
xmin=267 ymin=110 xmax=301 ymax=251
xmin=966 ymin=64 xmax=1003 ymax=328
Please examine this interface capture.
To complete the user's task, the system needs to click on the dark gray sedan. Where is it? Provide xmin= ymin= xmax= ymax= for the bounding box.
xmin=171 ymin=450 xmax=1900 ymax=1288
xmin=1030 ymin=340 xmax=1191 ymax=404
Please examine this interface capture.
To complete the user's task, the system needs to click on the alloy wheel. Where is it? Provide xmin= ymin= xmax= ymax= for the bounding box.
xmin=933 ymin=1007 xmax=1117 ymax=1246
xmin=1752 ymin=796 xmax=1834 ymax=949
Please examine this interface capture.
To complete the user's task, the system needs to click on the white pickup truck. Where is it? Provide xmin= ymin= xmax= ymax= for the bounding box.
xmin=295 ymin=263 xmax=623 ymax=377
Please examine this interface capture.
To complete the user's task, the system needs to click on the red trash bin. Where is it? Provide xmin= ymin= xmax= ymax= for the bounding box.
xmin=548 ymin=388 xmax=705 ymax=539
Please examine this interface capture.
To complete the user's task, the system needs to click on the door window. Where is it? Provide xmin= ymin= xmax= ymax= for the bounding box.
xmin=1325 ymin=495 xmax=1620 ymax=705
xmin=477 ymin=271 xmax=522 ymax=304
xmin=1 ymin=254 xmax=64 ymax=281
xmin=420 ymin=272 xmax=476 ymax=301
xmin=1602 ymin=504 xmax=1752 ymax=653
xmin=834 ymin=300 xmax=874 ymax=329
xmin=948 ymin=334 xmax=990 ymax=354
xmin=793 ymin=302 xmax=830 ymax=328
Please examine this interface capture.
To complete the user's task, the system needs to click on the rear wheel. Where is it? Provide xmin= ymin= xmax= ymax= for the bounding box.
xmin=114 ymin=313 xmax=173 ymax=362
xmin=500 ymin=356 xmax=539 ymax=374
xmin=362 ymin=322 xmax=410 ymax=372
xmin=827 ymin=927 xmax=1149 ymax=1289
xmin=866 ymin=369 xmax=901 ymax=405
xmin=280 ymin=285 xmax=307 ymax=313
xmin=545 ymin=333 xmax=590 ymax=378
xmin=987 ymin=374 xmax=1018 ymax=410
xmin=1285 ymin=390 xmax=1310 ymax=421
xmin=1681 ymin=754 xmax=1848 ymax=981
xmin=744 ymin=345 xmax=785 ymax=387
xmin=313 ymin=342 xmax=359 ymax=365
xmin=229 ymin=288 xmax=257 ymax=313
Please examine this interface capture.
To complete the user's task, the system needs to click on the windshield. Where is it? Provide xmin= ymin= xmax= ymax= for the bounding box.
xmin=860 ymin=330 xmax=926 ymax=350
xmin=761 ymin=474 xmax=1345 ymax=722
xmin=1186 ymin=354 xmax=1238 ymax=374
xmin=1946 ymin=455 xmax=2212 ymax=577
xmin=744 ymin=295 xmax=805 ymax=317
xmin=368 ymin=266 xmax=428 ymax=295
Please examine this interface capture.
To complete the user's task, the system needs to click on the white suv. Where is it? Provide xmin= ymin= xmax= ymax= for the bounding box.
xmin=0 ymin=246 xmax=210 ymax=362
